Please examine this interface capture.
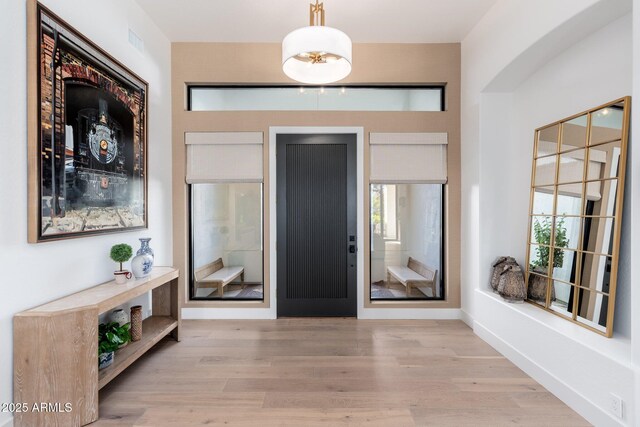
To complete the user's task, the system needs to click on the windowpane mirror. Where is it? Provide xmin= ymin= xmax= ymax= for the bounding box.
xmin=560 ymin=115 xmax=588 ymax=153
xmin=579 ymin=252 xmax=613 ymax=293
xmin=370 ymin=183 xmax=444 ymax=300
xmin=581 ymin=217 xmax=615 ymax=256
xmin=527 ymin=272 xmax=549 ymax=306
xmin=550 ymin=280 xmax=574 ymax=318
xmin=525 ymin=97 xmax=629 ymax=337
xmin=590 ymin=102 xmax=624 ymax=145
xmin=555 ymin=183 xmax=584 ymax=214
xmin=536 ymin=124 xmax=559 ymax=157
xmin=531 ymin=187 xmax=555 ymax=215
xmin=529 ymin=216 xmax=552 ymax=245
xmin=556 ymin=215 xmax=581 ymax=252
xmin=557 ymin=149 xmax=585 ymax=184
xmin=190 ymin=183 xmax=264 ymax=300
xmin=528 ymin=243 xmax=551 ymax=278
xmin=534 ymin=156 xmax=557 ymax=187
xmin=588 ymin=140 xmax=621 ymax=180
xmin=576 ymin=288 xmax=609 ymax=333
xmin=551 ymin=248 xmax=578 ymax=284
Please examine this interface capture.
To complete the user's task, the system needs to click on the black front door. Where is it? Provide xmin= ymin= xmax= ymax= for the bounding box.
xmin=276 ymin=134 xmax=357 ymax=317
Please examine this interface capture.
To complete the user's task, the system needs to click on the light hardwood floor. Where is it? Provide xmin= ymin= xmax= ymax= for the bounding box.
xmin=98 ymin=319 xmax=590 ymax=426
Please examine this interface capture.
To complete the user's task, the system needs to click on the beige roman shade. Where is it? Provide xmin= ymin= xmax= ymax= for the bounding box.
xmin=185 ymin=132 xmax=263 ymax=183
xmin=369 ymin=132 xmax=448 ymax=183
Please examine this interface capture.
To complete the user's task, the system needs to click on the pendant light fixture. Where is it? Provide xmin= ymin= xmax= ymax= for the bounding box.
xmin=282 ymin=1 xmax=352 ymax=85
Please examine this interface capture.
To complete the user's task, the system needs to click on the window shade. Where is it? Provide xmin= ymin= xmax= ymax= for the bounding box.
xmin=185 ymin=132 xmax=263 ymax=183
xmin=369 ymin=132 xmax=448 ymax=183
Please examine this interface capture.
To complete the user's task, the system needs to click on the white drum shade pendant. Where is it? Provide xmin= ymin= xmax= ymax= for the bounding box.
xmin=282 ymin=1 xmax=352 ymax=85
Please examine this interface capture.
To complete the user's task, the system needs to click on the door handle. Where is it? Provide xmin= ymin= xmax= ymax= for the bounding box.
xmin=349 ymin=245 xmax=356 ymax=253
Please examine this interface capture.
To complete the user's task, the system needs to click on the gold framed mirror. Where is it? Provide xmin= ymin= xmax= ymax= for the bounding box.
xmin=525 ymin=97 xmax=630 ymax=337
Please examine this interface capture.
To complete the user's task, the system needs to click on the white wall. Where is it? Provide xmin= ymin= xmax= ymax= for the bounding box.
xmin=632 ymin=0 xmax=640 ymax=422
xmin=0 ymin=1 xmax=171 ymax=426
xmin=462 ymin=1 xmax=635 ymax=425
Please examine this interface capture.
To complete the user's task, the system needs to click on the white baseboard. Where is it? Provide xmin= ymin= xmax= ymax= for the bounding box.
xmin=182 ymin=308 xmax=276 ymax=319
xmin=183 ymin=308 xmax=463 ymax=320
xmin=459 ymin=309 xmax=473 ymax=327
xmin=473 ymin=320 xmax=625 ymax=427
xmin=0 ymin=416 xmax=13 ymax=427
xmin=358 ymin=308 xmax=462 ymax=320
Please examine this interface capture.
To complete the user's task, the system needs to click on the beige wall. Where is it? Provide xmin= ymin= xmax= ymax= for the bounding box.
xmin=172 ymin=43 xmax=461 ymax=311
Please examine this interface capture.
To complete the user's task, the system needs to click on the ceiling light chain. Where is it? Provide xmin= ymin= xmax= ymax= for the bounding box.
xmin=310 ymin=0 xmax=325 ymax=26
xmin=282 ymin=1 xmax=352 ymax=84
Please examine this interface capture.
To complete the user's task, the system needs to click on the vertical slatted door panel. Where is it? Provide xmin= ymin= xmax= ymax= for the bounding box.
xmin=286 ymin=144 xmax=347 ymax=299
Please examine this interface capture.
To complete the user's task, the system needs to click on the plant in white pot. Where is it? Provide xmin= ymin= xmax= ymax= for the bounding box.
xmin=110 ymin=243 xmax=133 ymax=284
xmin=98 ymin=321 xmax=131 ymax=370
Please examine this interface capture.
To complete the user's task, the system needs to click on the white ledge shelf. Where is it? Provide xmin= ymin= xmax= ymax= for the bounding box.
xmin=475 ymin=288 xmax=632 ymax=368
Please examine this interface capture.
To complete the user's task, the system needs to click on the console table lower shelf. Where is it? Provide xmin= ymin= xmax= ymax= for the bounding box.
xmin=13 ymin=267 xmax=180 ymax=427
xmin=98 ymin=315 xmax=177 ymax=389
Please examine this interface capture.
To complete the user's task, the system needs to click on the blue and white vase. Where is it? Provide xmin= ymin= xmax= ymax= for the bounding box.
xmin=137 ymin=237 xmax=154 ymax=259
xmin=131 ymin=238 xmax=154 ymax=278
xmin=98 ymin=351 xmax=114 ymax=370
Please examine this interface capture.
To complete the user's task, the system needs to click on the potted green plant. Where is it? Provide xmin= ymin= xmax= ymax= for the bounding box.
xmin=98 ymin=321 xmax=131 ymax=370
xmin=110 ymin=243 xmax=133 ymax=284
xmin=528 ymin=217 xmax=569 ymax=301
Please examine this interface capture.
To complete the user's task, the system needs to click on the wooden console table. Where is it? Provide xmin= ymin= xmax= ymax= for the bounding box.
xmin=13 ymin=267 xmax=180 ymax=427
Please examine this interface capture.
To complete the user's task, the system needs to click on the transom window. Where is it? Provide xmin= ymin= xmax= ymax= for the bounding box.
xmin=188 ymin=86 xmax=445 ymax=112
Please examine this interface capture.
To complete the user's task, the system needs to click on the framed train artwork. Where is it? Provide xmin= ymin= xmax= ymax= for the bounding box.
xmin=27 ymin=2 xmax=148 ymax=242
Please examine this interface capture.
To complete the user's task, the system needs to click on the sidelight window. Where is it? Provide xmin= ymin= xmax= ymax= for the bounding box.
xmin=190 ymin=183 xmax=264 ymax=300
xmin=370 ymin=184 xmax=444 ymax=300
xmin=369 ymin=131 xmax=448 ymax=301
xmin=186 ymin=131 xmax=264 ymax=301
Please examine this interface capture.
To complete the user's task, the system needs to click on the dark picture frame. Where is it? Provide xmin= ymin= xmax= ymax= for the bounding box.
xmin=28 ymin=1 xmax=148 ymax=242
